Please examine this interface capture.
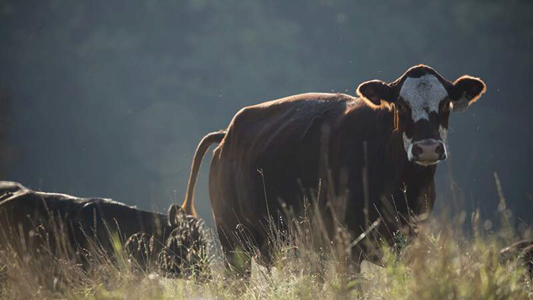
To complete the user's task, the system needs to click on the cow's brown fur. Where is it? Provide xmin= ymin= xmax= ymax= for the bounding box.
xmin=182 ymin=65 xmax=486 ymax=274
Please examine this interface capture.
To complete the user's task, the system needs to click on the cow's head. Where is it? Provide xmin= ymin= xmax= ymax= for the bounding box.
xmin=357 ymin=65 xmax=486 ymax=166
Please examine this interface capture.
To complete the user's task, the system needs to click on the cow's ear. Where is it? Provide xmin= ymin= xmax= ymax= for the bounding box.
xmin=450 ymin=76 xmax=486 ymax=112
xmin=356 ymin=80 xmax=395 ymax=105
xmin=168 ymin=204 xmax=185 ymax=226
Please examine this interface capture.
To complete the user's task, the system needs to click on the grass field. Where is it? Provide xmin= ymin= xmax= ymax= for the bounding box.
xmin=0 ymin=200 xmax=532 ymax=300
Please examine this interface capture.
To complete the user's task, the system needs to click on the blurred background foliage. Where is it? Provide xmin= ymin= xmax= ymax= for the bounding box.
xmin=0 ymin=0 xmax=532 ymax=228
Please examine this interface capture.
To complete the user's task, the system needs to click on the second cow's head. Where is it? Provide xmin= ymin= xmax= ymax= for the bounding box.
xmin=357 ymin=65 xmax=486 ymax=166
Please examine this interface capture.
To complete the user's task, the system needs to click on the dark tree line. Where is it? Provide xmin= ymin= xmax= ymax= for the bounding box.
xmin=0 ymin=0 xmax=532 ymax=226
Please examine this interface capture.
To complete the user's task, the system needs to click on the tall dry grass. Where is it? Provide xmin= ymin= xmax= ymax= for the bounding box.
xmin=0 ymin=177 xmax=531 ymax=299
xmin=0 ymin=208 xmax=531 ymax=299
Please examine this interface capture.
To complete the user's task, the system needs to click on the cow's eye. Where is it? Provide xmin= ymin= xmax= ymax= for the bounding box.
xmin=440 ymin=100 xmax=452 ymax=112
xmin=396 ymin=102 xmax=408 ymax=112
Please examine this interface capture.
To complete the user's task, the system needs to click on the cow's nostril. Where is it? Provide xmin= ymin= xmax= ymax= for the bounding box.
xmin=435 ymin=143 xmax=444 ymax=156
xmin=412 ymin=144 xmax=423 ymax=157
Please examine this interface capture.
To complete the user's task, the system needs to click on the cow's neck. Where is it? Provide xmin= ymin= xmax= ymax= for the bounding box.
xmin=382 ymin=116 xmax=437 ymax=205
xmin=383 ymin=128 xmax=437 ymax=219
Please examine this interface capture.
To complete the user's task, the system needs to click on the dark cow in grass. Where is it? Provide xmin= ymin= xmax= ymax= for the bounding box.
xmin=180 ymin=64 xmax=486 ymax=274
xmin=0 ymin=183 xmax=208 ymax=277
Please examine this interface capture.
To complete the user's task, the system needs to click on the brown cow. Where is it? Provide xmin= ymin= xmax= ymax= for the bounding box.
xmin=0 ymin=183 xmax=208 ymax=277
xmin=182 ymin=65 xmax=486 ymax=274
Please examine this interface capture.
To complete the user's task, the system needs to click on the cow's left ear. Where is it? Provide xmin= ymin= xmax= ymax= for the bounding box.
xmin=450 ymin=76 xmax=486 ymax=112
xmin=356 ymin=80 xmax=395 ymax=105
xmin=168 ymin=204 xmax=185 ymax=226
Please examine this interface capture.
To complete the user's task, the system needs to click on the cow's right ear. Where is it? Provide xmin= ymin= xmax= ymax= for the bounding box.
xmin=356 ymin=80 xmax=395 ymax=105
xmin=168 ymin=204 xmax=185 ymax=227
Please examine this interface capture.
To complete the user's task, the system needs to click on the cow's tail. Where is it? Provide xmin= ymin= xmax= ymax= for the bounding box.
xmin=181 ymin=130 xmax=226 ymax=217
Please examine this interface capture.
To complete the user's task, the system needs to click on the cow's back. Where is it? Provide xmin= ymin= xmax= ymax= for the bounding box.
xmin=0 ymin=190 xmax=86 ymax=257
xmin=78 ymin=199 xmax=171 ymax=250
xmin=209 ymin=93 xmax=357 ymax=250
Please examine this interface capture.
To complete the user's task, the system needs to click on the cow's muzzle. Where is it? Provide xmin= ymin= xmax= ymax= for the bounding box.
xmin=411 ymin=139 xmax=446 ymax=165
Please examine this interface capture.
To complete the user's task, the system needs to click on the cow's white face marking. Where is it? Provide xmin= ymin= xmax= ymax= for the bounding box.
xmin=402 ymin=133 xmax=414 ymax=161
xmin=399 ymin=74 xmax=448 ymax=122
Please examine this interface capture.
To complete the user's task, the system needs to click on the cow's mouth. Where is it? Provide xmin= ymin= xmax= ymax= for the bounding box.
xmin=413 ymin=159 xmax=440 ymax=166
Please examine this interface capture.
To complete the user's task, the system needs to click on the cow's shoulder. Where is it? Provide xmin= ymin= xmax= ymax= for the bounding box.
xmin=337 ymin=98 xmax=396 ymax=135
